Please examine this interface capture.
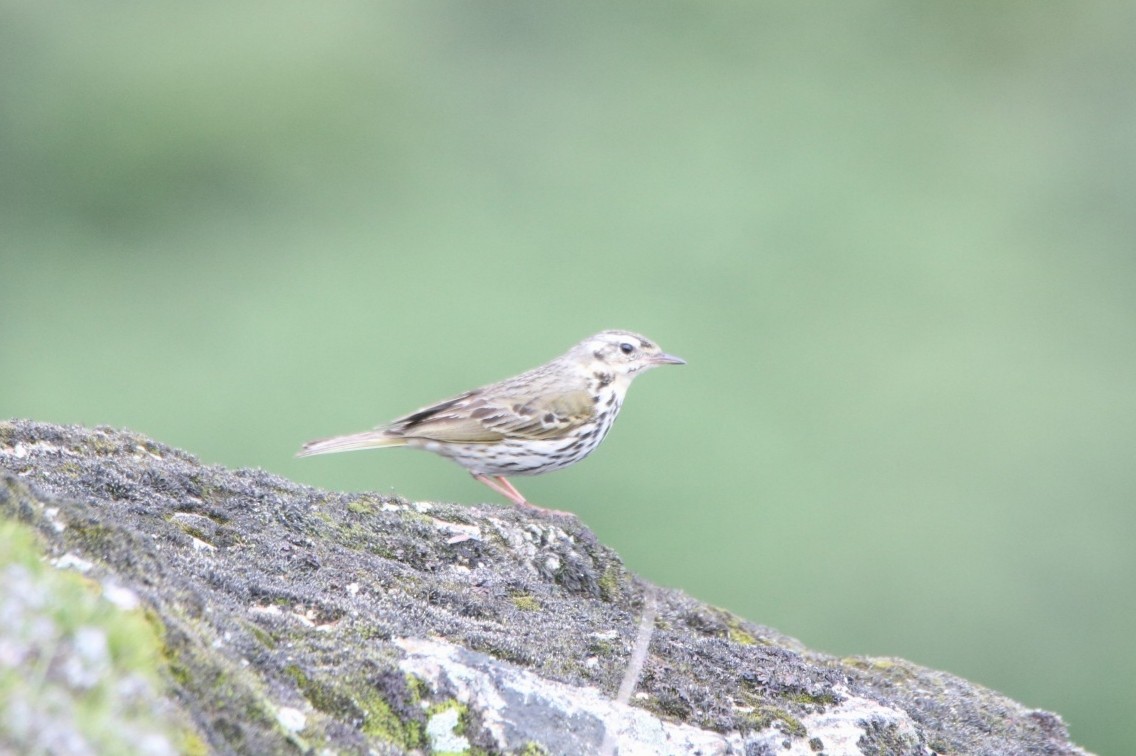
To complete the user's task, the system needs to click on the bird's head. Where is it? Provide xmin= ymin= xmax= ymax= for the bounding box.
xmin=578 ymin=330 xmax=685 ymax=379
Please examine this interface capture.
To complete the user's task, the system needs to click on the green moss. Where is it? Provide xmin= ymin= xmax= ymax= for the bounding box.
xmin=688 ymin=605 xmax=769 ymax=645
xmin=509 ymin=593 xmax=541 ymax=612
xmin=173 ymin=523 xmax=211 ymax=543
xmin=158 ymin=602 xmax=292 ymax=753
xmin=0 ymin=519 xmax=200 ymax=752
xmin=586 ymin=638 xmax=616 ymax=657
xmin=167 ymin=730 xmax=210 ymax=756
xmin=714 ymin=607 xmax=767 ymax=646
xmin=347 ymin=500 xmax=375 ymax=515
xmin=405 ymin=673 xmax=430 ymax=703
xmin=517 ymin=743 xmax=550 ymax=756
xmin=839 ymin=656 xmax=918 ymax=684
xmin=842 ymin=656 xmax=898 ymax=671
xmin=242 ymin=621 xmax=277 ymax=650
xmin=135 ymin=439 xmax=165 ymax=457
xmin=598 ymin=565 xmax=623 ymax=602
xmin=400 ymin=508 xmax=434 ymax=525
xmin=285 ymin=665 xmax=426 ymax=749
xmin=424 ymin=698 xmax=473 ymax=753
xmin=283 ymin=664 xmax=312 ymax=691
xmin=66 ymin=520 xmax=120 ymax=552
xmin=0 ymin=420 xmax=15 ymax=446
xmin=454 ymin=704 xmax=472 ymax=738
xmin=426 ymin=698 xmax=466 ymax=720
xmin=748 ymin=705 xmax=807 ymax=738
xmin=313 ymin=507 xmax=403 ymax=559
xmin=86 ymin=433 xmax=120 ymax=455
xmin=57 ymin=460 xmax=83 ymax=477
xmin=357 ymin=688 xmax=425 ymax=747
xmin=786 ymin=691 xmax=838 ymax=707
xmin=726 ymin=621 xmax=757 ymax=646
xmin=312 ymin=507 xmax=337 ymax=525
xmin=641 ymin=692 xmax=694 ymax=721
xmin=163 ymin=652 xmax=194 ymax=689
xmin=346 ymin=494 xmax=388 ymax=516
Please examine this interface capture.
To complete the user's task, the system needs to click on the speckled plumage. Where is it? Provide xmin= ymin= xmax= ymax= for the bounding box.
xmin=297 ymin=330 xmax=684 ymax=509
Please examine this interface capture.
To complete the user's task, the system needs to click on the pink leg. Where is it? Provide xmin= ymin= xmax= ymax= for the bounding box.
xmin=473 ymin=474 xmax=529 ymax=506
xmin=471 ymin=473 xmax=574 ymax=517
xmin=494 ymin=476 xmax=529 ymax=505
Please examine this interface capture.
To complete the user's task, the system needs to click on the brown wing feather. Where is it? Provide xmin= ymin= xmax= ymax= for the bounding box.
xmin=385 ymin=387 xmax=595 ymax=443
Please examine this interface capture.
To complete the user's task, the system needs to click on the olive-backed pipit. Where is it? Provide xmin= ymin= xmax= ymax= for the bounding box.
xmin=297 ymin=330 xmax=684 ymax=509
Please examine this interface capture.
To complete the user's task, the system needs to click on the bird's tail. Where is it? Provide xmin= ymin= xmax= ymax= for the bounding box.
xmin=296 ymin=429 xmax=406 ymax=458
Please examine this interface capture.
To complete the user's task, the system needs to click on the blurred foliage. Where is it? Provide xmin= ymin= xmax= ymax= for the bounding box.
xmin=0 ymin=520 xmax=196 ymax=753
xmin=2 ymin=3 xmax=1134 ymax=752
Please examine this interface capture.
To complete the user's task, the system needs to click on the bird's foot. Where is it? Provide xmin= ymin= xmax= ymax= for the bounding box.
xmin=472 ymin=474 xmax=576 ymax=518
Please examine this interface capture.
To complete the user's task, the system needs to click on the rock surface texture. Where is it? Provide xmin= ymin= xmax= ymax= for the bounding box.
xmin=0 ymin=420 xmax=1089 ymax=755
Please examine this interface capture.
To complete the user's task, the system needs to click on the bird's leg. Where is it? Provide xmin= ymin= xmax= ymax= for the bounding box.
xmin=472 ymin=473 xmax=530 ymax=507
xmin=494 ymin=476 xmax=529 ymax=505
xmin=472 ymin=474 xmax=573 ymax=516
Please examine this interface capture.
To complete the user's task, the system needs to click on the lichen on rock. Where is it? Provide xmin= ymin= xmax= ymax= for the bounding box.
xmin=0 ymin=420 xmax=1090 ymax=754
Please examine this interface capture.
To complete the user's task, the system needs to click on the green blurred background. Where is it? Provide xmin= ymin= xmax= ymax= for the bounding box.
xmin=3 ymin=3 xmax=1133 ymax=752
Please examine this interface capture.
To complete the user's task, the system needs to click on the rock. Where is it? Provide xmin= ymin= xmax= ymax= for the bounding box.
xmin=0 ymin=420 xmax=1089 ymax=755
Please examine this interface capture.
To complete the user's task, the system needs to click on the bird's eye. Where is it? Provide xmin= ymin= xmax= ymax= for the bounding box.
xmin=619 ymin=342 xmax=635 ymax=355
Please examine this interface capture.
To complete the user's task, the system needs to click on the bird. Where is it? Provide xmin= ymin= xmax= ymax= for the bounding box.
xmin=297 ymin=330 xmax=684 ymax=510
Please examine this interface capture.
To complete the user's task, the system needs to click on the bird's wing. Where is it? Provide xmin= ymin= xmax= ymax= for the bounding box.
xmin=386 ymin=387 xmax=596 ymax=443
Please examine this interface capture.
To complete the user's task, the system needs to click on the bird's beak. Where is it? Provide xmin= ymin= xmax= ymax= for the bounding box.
xmin=650 ymin=352 xmax=686 ymax=366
